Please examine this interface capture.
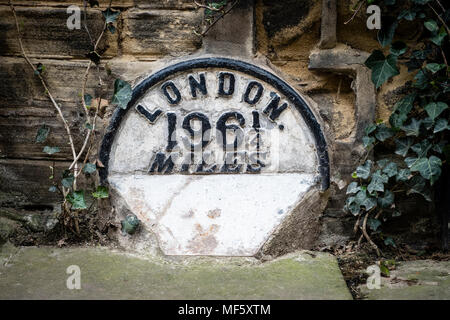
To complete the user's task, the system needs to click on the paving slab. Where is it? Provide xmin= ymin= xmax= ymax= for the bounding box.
xmin=0 ymin=244 xmax=352 ymax=300
xmin=360 ymin=260 xmax=450 ymax=300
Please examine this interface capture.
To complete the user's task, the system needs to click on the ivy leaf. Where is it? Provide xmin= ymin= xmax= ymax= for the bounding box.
xmin=389 ymin=112 xmax=407 ymax=129
xmin=112 ymin=79 xmax=132 ymax=109
xmin=411 ymin=139 xmax=431 ymax=157
xmin=398 ymin=9 xmax=416 ymax=21
xmin=383 ymin=162 xmax=398 ymax=177
xmin=363 ymin=136 xmax=376 ymax=148
xmin=377 ymin=159 xmax=389 ymax=168
xmin=345 ymin=196 xmax=361 ymax=215
xmin=392 ymin=210 xmax=401 ymax=217
xmin=36 ymin=125 xmax=50 ymax=143
xmin=102 ymin=8 xmax=120 ymax=24
xmin=92 ymin=186 xmax=109 ymax=199
xmin=346 ymin=182 xmax=360 ymax=195
xmin=84 ymin=94 xmax=93 ymax=108
xmin=390 ymin=41 xmax=407 ymax=56
xmin=395 ymin=137 xmax=414 ymax=156
xmin=432 ymin=140 xmax=448 ymax=153
xmin=424 ymin=20 xmax=439 ymax=33
xmin=86 ymin=51 xmax=101 ymax=65
xmin=405 ymin=156 xmax=419 ymax=168
xmin=384 ymin=237 xmax=396 ymax=248
xmin=378 ymin=190 xmax=395 ymax=208
xmin=34 ymin=63 xmax=45 ymax=75
xmin=368 ymin=170 xmax=389 ymax=194
xmin=83 ymin=163 xmax=97 ymax=174
xmin=393 ymin=94 xmax=415 ymax=114
xmin=107 ymin=24 xmax=116 ymax=34
xmin=430 ymin=27 xmax=447 ymax=46
xmin=48 ymin=186 xmax=57 ymax=193
xmin=375 ymin=124 xmax=394 ymax=141
xmin=66 ymin=190 xmax=87 ymax=210
xmin=356 ymin=160 xmax=372 ymax=179
xmin=368 ymin=218 xmax=382 ymax=231
xmin=425 ymin=63 xmax=445 ymax=73
xmin=424 ymin=102 xmax=448 ymax=120
xmin=377 ymin=21 xmax=398 ymax=47
xmin=365 ymin=123 xmax=377 ymax=135
xmin=384 ymin=0 xmax=396 ymax=5
xmin=355 ymin=190 xmax=377 ymax=211
xmin=433 ymin=119 xmax=449 ymax=133
xmin=414 ymin=69 xmax=429 ymax=89
xmin=362 ymin=196 xmax=377 ymax=211
xmin=365 ymin=51 xmax=400 ymax=88
xmin=43 ymin=146 xmax=60 ymax=155
xmin=396 ymin=168 xmax=411 ymax=182
xmin=407 ymin=175 xmax=431 ymax=201
xmin=62 ymin=170 xmax=74 ymax=188
xmin=410 ymin=156 xmax=442 ymax=185
xmin=422 ymin=117 xmax=434 ymax=130
xmin=401 ymin=118 xmax=422 ymax=136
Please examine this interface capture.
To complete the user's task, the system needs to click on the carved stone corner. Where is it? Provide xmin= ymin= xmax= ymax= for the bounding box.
xmin=202 ymin=0 xmax=255 ymax=57
xmin=308 ymin=45 xmax=376 ymax=159
xmin=257 ymin=187 xmax=330 ymax=258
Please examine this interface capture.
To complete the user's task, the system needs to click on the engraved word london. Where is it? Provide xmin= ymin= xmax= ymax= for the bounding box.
xmin=100 ymin=58 xmax=329 ymax=256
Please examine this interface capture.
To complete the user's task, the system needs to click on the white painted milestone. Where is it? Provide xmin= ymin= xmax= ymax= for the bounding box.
xmin=108 ymin=66 xmax=322 ymax=256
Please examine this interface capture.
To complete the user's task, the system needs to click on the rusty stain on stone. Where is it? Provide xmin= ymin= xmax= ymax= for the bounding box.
xmin=207 ymin=209 xmax=221 ymax=219
xmin=187 ymin=224 xmax=220 ymax=254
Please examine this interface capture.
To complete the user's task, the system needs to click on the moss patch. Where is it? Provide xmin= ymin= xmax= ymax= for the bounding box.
xmin=0 ymin=246 xmax=352 ymax=300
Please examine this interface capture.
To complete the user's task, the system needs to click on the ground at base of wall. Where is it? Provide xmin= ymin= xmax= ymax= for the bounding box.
xmin=1 ymin=242 xmax=448 ymax=300
xmin=0 ymin=244 xmax=352 ymax=300
xmin=335 ymin=243 xmax=450 ymax=300
xmin=359 ymin=259 xmax=450 ymax=300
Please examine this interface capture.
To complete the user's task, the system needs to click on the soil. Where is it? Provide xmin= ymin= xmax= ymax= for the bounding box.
xmin=333 ymin=240 xmax=450 ymax=299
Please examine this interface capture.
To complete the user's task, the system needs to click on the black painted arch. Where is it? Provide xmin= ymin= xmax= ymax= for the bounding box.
xmin=99 ymin=57 xmax=330 ymax=190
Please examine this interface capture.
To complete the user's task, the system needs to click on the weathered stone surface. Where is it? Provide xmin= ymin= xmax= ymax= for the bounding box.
xmin=262 ymin=0 xmax=315 ymax=39
xmin=121 ymin=9 xmax=202 ymax=58
xmin=360 ymin=260 xmax=450 ymax=300
xmin=0 ymin=207 xmax=58 ymax=233
xmin=318 ymin=0 xmax=336 ymax=49
xmin=203 ymin=0 xmax=255 ymax=56
xmin=0 ymin=6 xmax=117 ymax=58
xmin=0 ymin=57 xmax=113 ymax=160
xmin=0 ymin=246 xmax=352 ymax=299
xmin=0 ymin=217 xmax=20 ymax=243
xmin=0 ymin=159 xmax=71 ymax=207
xmin=309 ymin=45 xmax=377 ymax=243
xmin=0 ymin=1 xmax=196 ymax=9
xmin=260 ymin=189 xmax=329 ymax=258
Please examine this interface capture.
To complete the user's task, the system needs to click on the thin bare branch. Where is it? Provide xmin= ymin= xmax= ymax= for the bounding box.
xmin=83 ymin=0 xmax=95 ymax=46
xmin=199 ymin=0 xmax=240 ymax=36
xmin=428 ymin=2 xmax=450 ymax=37
xmin=362 ymin=212 xmax=381 ymax=256
xmin=344 ymin=0 xmax=363 ymax=25
xmin=9 ymin=0 xmax=77 ymax=165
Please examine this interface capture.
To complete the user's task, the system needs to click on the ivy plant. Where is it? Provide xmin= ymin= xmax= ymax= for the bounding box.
xmin=344 ymin=0 xmax=449 ymax=255
xmin=10 ymin=0 xmax=133 ymax=235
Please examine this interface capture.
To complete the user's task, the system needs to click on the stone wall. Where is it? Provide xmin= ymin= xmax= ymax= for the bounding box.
xmin=0 ymin=0 xmax=434 ymax=249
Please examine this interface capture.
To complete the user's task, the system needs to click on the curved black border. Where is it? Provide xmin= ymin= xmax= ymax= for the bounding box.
xmin=99 ymin=57 xmax=330 ymax=190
